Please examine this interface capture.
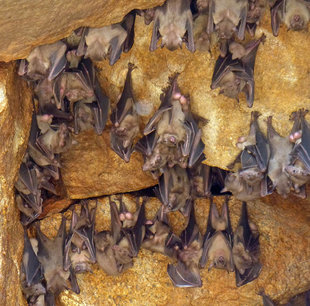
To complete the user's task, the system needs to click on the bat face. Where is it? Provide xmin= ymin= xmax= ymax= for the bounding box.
xmin=211 ymin=36 xmax=265 ymax=107
xmin=110 ymin=64 xmax=139 ymax=162
xmin=209 ymin=0 xmax=248 ymax=40
xmin=35 ymin=217 xmax=80 ymax=302
xmin=167 ymin=206 xmax=203 ymax=288
xmin=200 ymin=198 xmax=234 ymax=272
xmin=246 ymin=0 xmax=266 ymax=35
xmin=64 ymin=202 xmax=96 ymax=274
xmin=19 ymin=41 xmax=67 ymax=81
xmin=233 ymin=202 xmax=261 ymax=287
xmin=150 ymin=0 xmax=195 ymax=52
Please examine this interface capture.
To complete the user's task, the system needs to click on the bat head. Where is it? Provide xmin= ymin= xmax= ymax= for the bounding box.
xmin=223 ymin=172 xmax=244 ymax=193
xmin=161 ymin=27 xmax=183 ymax=51
xmin=216 ymin=20 xmax=236 ymax=40
xmin=239 ymin=167 xmax=264 ymax=186
xmin=285 ymin=164 xmax=310 ymax=183
xmin=288 ymin=14 xmax=307 ymax=31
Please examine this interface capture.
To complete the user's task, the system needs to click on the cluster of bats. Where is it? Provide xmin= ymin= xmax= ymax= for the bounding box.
xmin=21 ymin=196 xmax=261 ymax=305
xmin=224 ymin=110 xmax=310 ymax=200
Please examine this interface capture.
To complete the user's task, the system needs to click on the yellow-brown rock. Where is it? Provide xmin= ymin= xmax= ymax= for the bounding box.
xmin=60 ymin=130 xmax=157 ymax=199
xmin=34 ymin=194 xmax=310 ymax=305
xmin=0 ymin=62 xmax=33 ymax=305
xmin=95 ymin=12 xmax=310 ymax=169
xmin=0 ymin=0 xmax=165 ymax=62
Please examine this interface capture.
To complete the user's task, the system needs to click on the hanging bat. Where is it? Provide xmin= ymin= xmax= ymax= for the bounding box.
xmin=149 ymin=0 xmax=195 ymax=52
xmin=21 ymin=229 xmax=46 ymax=305
xmin=95 ymin=196 xmax=146 ymax=275
xmin=142 ymin=205 xmax=182 ymax=257
xmin=64 ymin=201 xmax=96 ymax=274
xmin=285 ymin=109 xmax=310 ymax=196
xmin=167 ymin=204 xmax=203 ymax=288
xmin=233 ymin=202 xmax=261 ymax=287
xmin=193 ymin=11 xmax=212 ymax=52
xmin=18 ymin=41 xmax=67 ymax=81
xmin=246 ymin=0 xmax=266 ymax=36
xmin=229 ymin=111 xmax=270 ymax=193
xmin=267 ymin=116 xmax=293 ymax=198
xmin=211 ymin=34 xmax=265 ymax=107
xmin=207 ymin=0 xmax=248 ymax=41
xmin=110 ymin=63 xmax=139 ymax=162
xmin=270 ymin=0 xmax=310 ymax=36
xmin=78 ymin=12 xmax=136 ymax=65
xmin=35 ymin=216 xmax=80 ymax=304
xmin=155 ymin=165 xmax=192 ymax=216
xmin=199 ymin=197 xmax=234 ymax=272
xmin=190 ymin=162 xmax=228 ymax=197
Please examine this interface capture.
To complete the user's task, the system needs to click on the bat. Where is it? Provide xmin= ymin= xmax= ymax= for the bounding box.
xmin=21 ymin=229 xmax=46 ymax=305
xmin=270 ymin=0 xmax=310 ymax=36
xmin=167 ymin=204 xmax=203 ymax=287
xmin=18 ymin=41 xmax=67 ymax=81
xmin=199 ymin=197 xmax=234 ymax=272
xmin=233 ymin=202 xmax=262 ymax=287
xmin=95 ymin=196 xmax=146 ymax=275
xmin=285 ymin=109 xmax=310 ymax=196
xmin=207 ymin=0 xmax=248 ymax=41
xmin=142 ymin=205 xmax=182 ymax=257
xmin=258 ymin=289 xmax=275 ymax=306
xmin=211 ymin=34 xmax=265 ymax=107
xmin=149 ymin=0 xmax=195 ymax=52
xmin=110 ymin=63 xmax=139 ymax=162
xmin=246 ymin=0 xmax=266 ymax=36
xmin=78 ymin=12 xmax=136 ymax=65
xmin=190 ymin=162 xmax=228 ymax=197
xmin=64 ymin=201 xmax=97 ymax=273
xmin=155 ymin=165 xmax=192 ymax=216
xmin=228 ymin=111 xmax=270 ymax=193
xmin=35 ymin=216 xmax=80 ymax=304
xmin=193 ymin=11 xmax=212 ymax=52
xmin=267 ymin=116 xmax=293 ymax=198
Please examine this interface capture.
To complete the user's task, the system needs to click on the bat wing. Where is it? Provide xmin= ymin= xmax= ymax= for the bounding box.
xmin=180 ymin=204 xmax=199 ymax=247
xmin=236 ymin=262 xmax=262 ymax=287
xmin=150 ymin=16 xmax=161 ymax=52
xmin=76 ymin=27 xmax=89 ymax=56
xmin=167 ymin=262 xmax=202 ymax=288
xmin=110 ymin=132 xmax=134 ymax=162
xmin=184 ymin=6 xmax=196 ymax=52
xmin=207 ymin=0 xmax=215 ymax=34
xmin=109 ymin=199 xmax=122 ymax=243
xmin=135 ymin=130 xmax=158 ymax=156
xmin=109 ymin=36 xmax=124 ymax=66
xmin=187 ymin=119 xmax=205 ymax=168
xmin=270 ymin=0 xmax=283 ymax=36
xmin=48 ymin=42 xmax=67 ymax=80
xmin=18 ymin=162 xmax=38 ymax=195
xmin=237 ymin=6 xmax=248 ymax=40
xmin=121 ymin=11 xmax=136 ymax=53
xmin=69 ymin=266 xmax=80 ymax=294
xmin=155 ymin=170 xmax=170 ymax=205
xmin=75 ymin=226 xmax=96 ymax=264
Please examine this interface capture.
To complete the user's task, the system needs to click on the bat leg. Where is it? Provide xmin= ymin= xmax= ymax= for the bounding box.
xmin=167 ymin=263 xmax=202 ymax=288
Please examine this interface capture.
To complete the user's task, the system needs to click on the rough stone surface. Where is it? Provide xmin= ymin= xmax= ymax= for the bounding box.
xmin=35 ymin=193 xmax=310 ymax=305
xmin=0 ymin=0 xmax=165 ymax=62
xmin=0 ymin=62 xmax=33 ymax=305
xmin=95 ymin=12 xmax=310 ymax=169
xmin=60 ymin=129 xmax=157 ymax=199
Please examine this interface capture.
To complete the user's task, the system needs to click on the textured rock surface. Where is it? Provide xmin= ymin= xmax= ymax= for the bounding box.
xmin=60 ymin=129 xmax=157 ymax=199
xmin=35 ymin=194 xmax=310 ymax=305
xmin=96 ymin=12 xmax=310 ymax=169
xmin=0 ymin=0 xmax=165 ymax=62
xmin=0 ymin=62 xmax=33 ymax=305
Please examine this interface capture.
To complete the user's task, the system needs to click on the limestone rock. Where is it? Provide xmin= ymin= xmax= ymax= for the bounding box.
xmin=95 ymin=12 xmax=310 ymax=169
xmin=35 ymin=194 xmax=310 ymax=305
xmin=0 ymin=0 xmax=165 ymax=62
xmin=0 ymin=62 xmax=33 ymax=305
xmin=60 ymin=129 xmax=157 ymax=199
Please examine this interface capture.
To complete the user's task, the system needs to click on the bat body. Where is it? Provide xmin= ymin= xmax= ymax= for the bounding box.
xmin=285 ymin=109 xmax=310 ymax=196
xmin=18 ymin=41 xmax=67 ymax=81
xmin=142 ymin=205 xmax=182 ymax=257
xmin=233 ymin=202 xmax=261 ymax=287
xmin=200 ymin=197 xmax=234 ymax=272
xmin=21 ymin=230 xmax=46 ymax=305
xmin=211 ymin=35 xmax=265 ymax=107
xmin=208 ymin=0 xmax=248 ymax=40
xmin=167 ymin=205 xmax=203 ymax=287
xmin=267 ymin=116 xmax=293 ymax=197
xmin=64 ymin=201 xmax=96 ymax=274
xmin=95 ymin=197 xmax=145 ymax=275
xmin=110 ymin=63 xmax=139 ymax=162
xmin=156 ymin=165 xmax=192 ymax=216
xmin=80 ymin=12 xmax=135 ymax=65
xmin=270 ymin=0 xmax=310 ymax=36
xmin=150 ymin=0 xmax=195 ymax=52
xmin=246 ymin=0 xmax=266 ymax=35
xmin=35 ymin=217 xmax=80 ymax=304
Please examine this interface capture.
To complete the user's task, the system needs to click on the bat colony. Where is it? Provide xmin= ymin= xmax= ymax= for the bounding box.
xmin=14 ymin=0 xmax=310 ymax=304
